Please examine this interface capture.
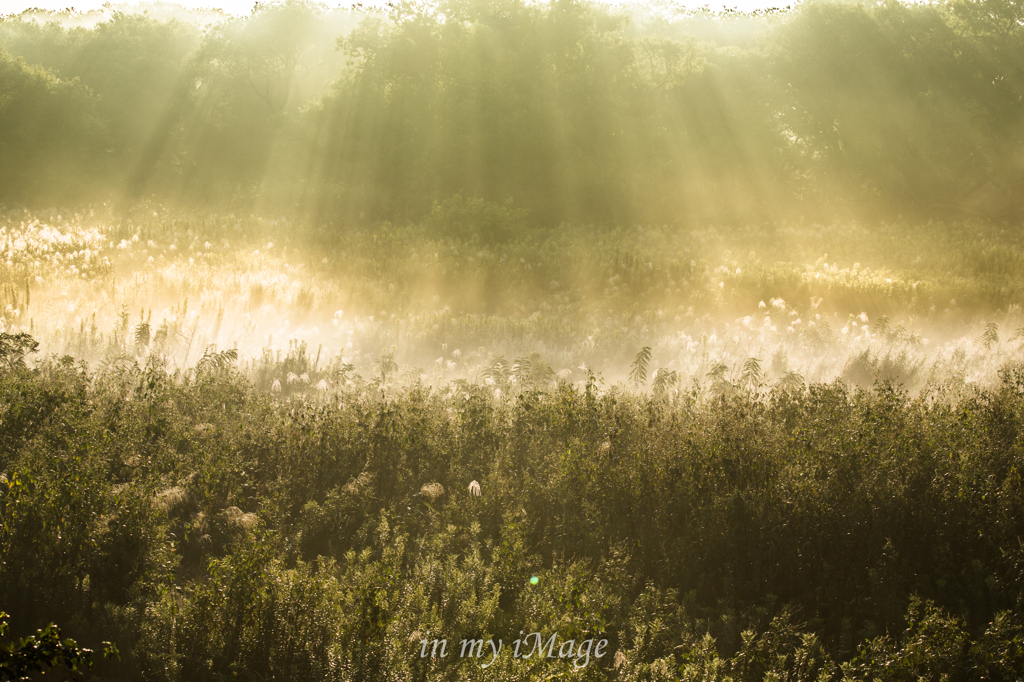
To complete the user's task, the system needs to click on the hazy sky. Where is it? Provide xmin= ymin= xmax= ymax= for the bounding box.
xmin=1 ymin=0 xmax=786 ymax=17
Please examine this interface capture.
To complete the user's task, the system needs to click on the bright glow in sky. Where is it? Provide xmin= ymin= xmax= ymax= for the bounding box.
xmin=0 ymin=0 xmax=785 ymax=17
xmin=0 ymin=0 xmax=262 ymax=14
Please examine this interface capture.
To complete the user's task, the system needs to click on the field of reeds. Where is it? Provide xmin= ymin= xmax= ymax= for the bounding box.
xmin=2 ymin=205 xmax=1024 ymax=680
xmin=4 ymin=204 xmax=1024 ymax=393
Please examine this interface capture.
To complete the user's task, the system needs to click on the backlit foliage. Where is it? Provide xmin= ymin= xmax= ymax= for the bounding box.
xmin=2 ymin=0 xmax=1024 ymax=679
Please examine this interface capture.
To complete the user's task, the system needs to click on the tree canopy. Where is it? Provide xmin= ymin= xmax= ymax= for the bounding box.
xmin=1 ymin=0 xmax=1021 ymax=223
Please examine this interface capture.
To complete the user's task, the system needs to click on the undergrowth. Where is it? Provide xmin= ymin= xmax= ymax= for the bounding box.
xmin=1 ymin=343 xmax=1023 ymax=680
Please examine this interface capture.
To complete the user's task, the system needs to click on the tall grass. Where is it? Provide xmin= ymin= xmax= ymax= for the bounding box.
xmin=2 ymin=207 xmax=1022 ymax=394
xmin=2 ymin=207 xmax=1024 ymax=679
xmin=1 ymin=347 xmax=1023 ymax=679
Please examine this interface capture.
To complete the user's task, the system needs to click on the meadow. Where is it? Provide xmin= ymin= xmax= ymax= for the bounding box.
xmin=3 ymin=0 xmax=1024 ymax=677
xmin=1 ymin=205 xmax=1024 ymax=680
xmin=4 ymin=204 xmax=1024 ymax=395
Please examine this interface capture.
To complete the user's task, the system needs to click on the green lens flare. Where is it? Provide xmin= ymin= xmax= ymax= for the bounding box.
xmin=530 ymin=576 xmax=539 ymax=585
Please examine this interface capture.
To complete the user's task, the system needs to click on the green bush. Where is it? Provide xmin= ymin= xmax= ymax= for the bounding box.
xmin=1 ymin=341 xmax=1023 ymax=679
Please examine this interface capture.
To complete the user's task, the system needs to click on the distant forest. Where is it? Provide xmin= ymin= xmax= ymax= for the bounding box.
xmin=1 ymin=0 xmax=1022 ymax=224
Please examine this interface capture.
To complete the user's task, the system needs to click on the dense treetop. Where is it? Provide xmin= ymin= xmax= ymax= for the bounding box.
xmin=1 ymin=0 xmax=1022 ymax=223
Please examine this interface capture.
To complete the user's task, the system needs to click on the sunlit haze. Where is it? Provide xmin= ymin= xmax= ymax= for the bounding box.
xmin=2 ymin=0 xmax=1024 ymax=677
xmin=3 ymin=0 xmax=787 ymax=16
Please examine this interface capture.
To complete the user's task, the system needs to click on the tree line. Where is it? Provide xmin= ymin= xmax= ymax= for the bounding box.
xmin=1 ymin=0 xmax=1022 ymax=224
